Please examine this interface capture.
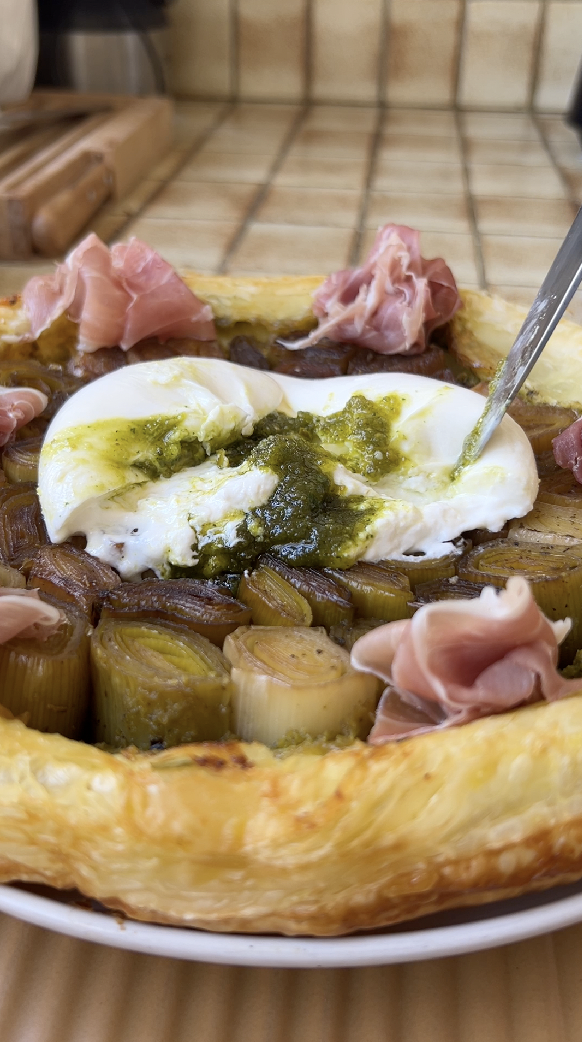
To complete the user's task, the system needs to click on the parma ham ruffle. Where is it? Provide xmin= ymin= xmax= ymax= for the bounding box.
xmin=22 ymin=234 xmax=216 ymax=353
xmin=351 ymin=577 xmax=579 ymax=741
xmin=0 ymin=386 xmax=47 ymax=447
xmin=283 ymin=224 xmax=461 ymax=354
xmin=553 ymin=417 xmax=582 ymax=482
xmin=0 ymin=589 xmax=63 ymax=643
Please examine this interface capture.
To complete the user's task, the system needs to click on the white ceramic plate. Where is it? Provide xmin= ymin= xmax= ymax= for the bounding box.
xmin=0 ymin=880 xmax=581 ymax=967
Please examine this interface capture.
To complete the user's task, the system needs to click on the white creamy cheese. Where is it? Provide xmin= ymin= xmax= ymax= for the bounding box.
xmin=38 ymin=358 xmax=538 ymax=578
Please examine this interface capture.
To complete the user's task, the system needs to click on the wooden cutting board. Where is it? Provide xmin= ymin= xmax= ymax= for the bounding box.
xmin=0 ymin=91 xmax=173 ymax=260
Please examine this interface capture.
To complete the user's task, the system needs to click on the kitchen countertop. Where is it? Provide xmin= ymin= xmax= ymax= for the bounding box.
xmin=2 ymin=100 xmax=582 ymax=316
xmin=1 ymin=101 xmax=582 ymax=1042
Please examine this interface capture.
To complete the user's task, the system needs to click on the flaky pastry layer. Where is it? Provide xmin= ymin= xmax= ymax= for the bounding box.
xmin=450 ymin=289 xmax=582 ymax=410
xmin=1 ymin=696 xmax=582 ymax=935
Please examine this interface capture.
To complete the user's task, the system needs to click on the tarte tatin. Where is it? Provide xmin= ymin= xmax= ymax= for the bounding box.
xmin=0 ymin=226 xmax=581 ymax=936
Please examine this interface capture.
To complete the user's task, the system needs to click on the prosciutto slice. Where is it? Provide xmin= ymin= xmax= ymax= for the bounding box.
xmin=553 ymin=417 xmax=582 ymax=482
xmin=284 ymin=224 xmax=461 ymax=354
xmin=0 ymin=589 xmax=63 ymax=643
xmin=111 ymin=238 xmax=215 ymax=348
xmin=351 ymin=577 xmax=581 ymax=742
xmin=22 ymin=234 xmax=216 ymax=353
xmin=0 ymin=386 xmax=47 ymax=447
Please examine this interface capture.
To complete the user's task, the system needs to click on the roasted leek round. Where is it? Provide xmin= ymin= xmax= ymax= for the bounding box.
xmin=458 ymin=540 xmax=582 ymax=662
xmin=259 ymin=555 xmax=354 ymax=628
xmin=322 ymin=563 xmax=413 ymax=621
xmin=378 ymin=542 xmax=469 ymax=591
xmin=2 ymin=437 xmax=42 ymax=484
xmin=223 ymin=625 xmax=380 ymax=746
xmin=28 ymin=544 xmax=121 ymax=622
xmin=0 ymin=483 xmax=47 ymax=564
xmin=0 ymin=605 xmax=90 ymax=737
xmin=100 ymin=578 xmax=251 ymax=647
xmin=238 ymin=564 xmax=313 ymax=626
xmin=91 ymin=618 xmax=233 ymax=749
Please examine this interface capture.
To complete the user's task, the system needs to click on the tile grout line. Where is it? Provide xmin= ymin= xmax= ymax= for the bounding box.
xmin=452 ymin=0 xmax=468 ymax=108
xmin=304 ymin=0 xmax=314 ymax=104
xmin=378 ymin=0 xmax=392 ymax=107
xmin=217 ymin=106 xmax=309 ymax=274
xmin=528 ymin=0 xmax=548 ymax=112
xmin=454 ymin=108 xmax=488 ymax=290
xmin=178 ymin=98 xmax=561 ymax=115
xmin=533 ymin=113 xmax=581 ymax=212
xmin=349 ymin=108 xmax=385 ymax=265
xmin=230 ymin=0 xmax=240 ymax=101
xmin=98 ymin=103 xmax=237 ymax=245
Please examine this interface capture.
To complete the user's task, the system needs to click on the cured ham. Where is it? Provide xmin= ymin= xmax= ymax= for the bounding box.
xmin=23 ymin=235 xmax=127 ymax=350
xmin=351 ymin=577 xmax=580 ymax=742
xmin=22 ymin=234 xmax=216 ymax=353
xmin=283 ymin=224 xmax=461 ymax=354
xmin=0 ymin=386 xmax=47 ymax=447
xmin=0 ymin=589 xmax=63 ymax=643
xmin=111 ymin=239 xmax=216 ymax=348
xmin=553 ymin=417 xmax=582 ymax=482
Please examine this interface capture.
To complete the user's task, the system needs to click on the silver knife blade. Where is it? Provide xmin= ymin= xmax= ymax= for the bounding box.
xmin=455 ymin=204 xmax=582 ymax=475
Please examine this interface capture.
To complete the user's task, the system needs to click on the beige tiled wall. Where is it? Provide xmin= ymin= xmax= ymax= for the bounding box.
xmin=168 ymin=0 xmax=582 ymax=112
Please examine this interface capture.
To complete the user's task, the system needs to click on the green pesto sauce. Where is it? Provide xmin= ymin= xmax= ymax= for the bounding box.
xmin=181 ymin=432 xmax=388 ymax=577
xmin=224 ymin=393 xmax=402 ymax=482
xmin=452 ymin=362 xmax=505 ymax=480
xmin=119 ymin=416 xmax=206 ymax=480
xmin=170 ymin=393 xmax=404 ymax=578
xmin=49 ymin=414 xmax=234 ymax=482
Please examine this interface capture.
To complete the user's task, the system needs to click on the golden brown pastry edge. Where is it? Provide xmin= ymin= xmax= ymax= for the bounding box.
xmin=0 ymin=693 xmax=581 ymax=935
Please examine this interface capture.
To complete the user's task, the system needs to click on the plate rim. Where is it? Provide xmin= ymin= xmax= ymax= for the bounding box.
xmin=0 ymin=883 xmax=582 ymax=967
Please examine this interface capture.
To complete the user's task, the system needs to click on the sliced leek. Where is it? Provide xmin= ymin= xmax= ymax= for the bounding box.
xmin=323 ymin=563 xmax=413 ymax=621
xmin=473 ymin=383 xmax=577 ymax=455
xmin=223 ymin=625 xmax=380 ymax=746
xmin=238 ymin=565 xmax=312 ymax=626
xmin=512 ymin=501 xmax=582 ymax=542
xmin=0 ymin=606 xmax=90 ymax=737
xmin=506 ymin=400 xmax=577 ymax=455
xmin=463 ymin=525 xmax=509 ymax=547
xmin=28 ymin=544 xmax=121 ymax=622
xmin=329 ymin=617 xmax=385 ymax=652
xmin=346 ymin=343 xmax=448 ymax=378
xmin=458 ymin=540 xmax=582 ymax=663
xmin=0 ymin=483 xmax=47 ymax=564
xmin=2 ymin=437 xmax=42 ymax=484
xmin=0 ymin=359 xmax=82 ymax=421
xmin=100 ymin=578 xmax=251 ymax=647
xmin=378 ymin=541 xmax=469 ymax=591
xmin=259 ymin=555 xmax=354 ymax=628
xmin=91 ymin=619 xmax=232 ymax=749
xmin=508 ymin=472 xmax=582 ymax=545
xmin=414 ymin=576 xmax=489 ymax=604
xmin=536 ymin=450 xmax=561 ymax=478
xmin=539 ymin=470 xmax=582 ymax=507
xmin=0 ymin=563 xmax=25 ymax=588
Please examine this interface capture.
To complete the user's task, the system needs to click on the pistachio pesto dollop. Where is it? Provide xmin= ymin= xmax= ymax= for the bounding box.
xmin=38 ymin=358 xmax=538 ymax=580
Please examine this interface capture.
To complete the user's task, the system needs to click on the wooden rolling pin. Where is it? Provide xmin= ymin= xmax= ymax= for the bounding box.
xmin=31 ymin=159 xmax=112 ymax=256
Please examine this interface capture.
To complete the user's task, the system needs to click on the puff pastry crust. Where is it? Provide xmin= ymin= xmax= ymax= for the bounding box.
xmin=1 ymin=695 xmax=582 ymax=936
xmin=450 ymin=289 xmax=582 ymax=410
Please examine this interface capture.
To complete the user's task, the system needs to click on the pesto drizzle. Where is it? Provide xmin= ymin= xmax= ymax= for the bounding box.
xmin=177 ymin=393 xmax=404 ymax=577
